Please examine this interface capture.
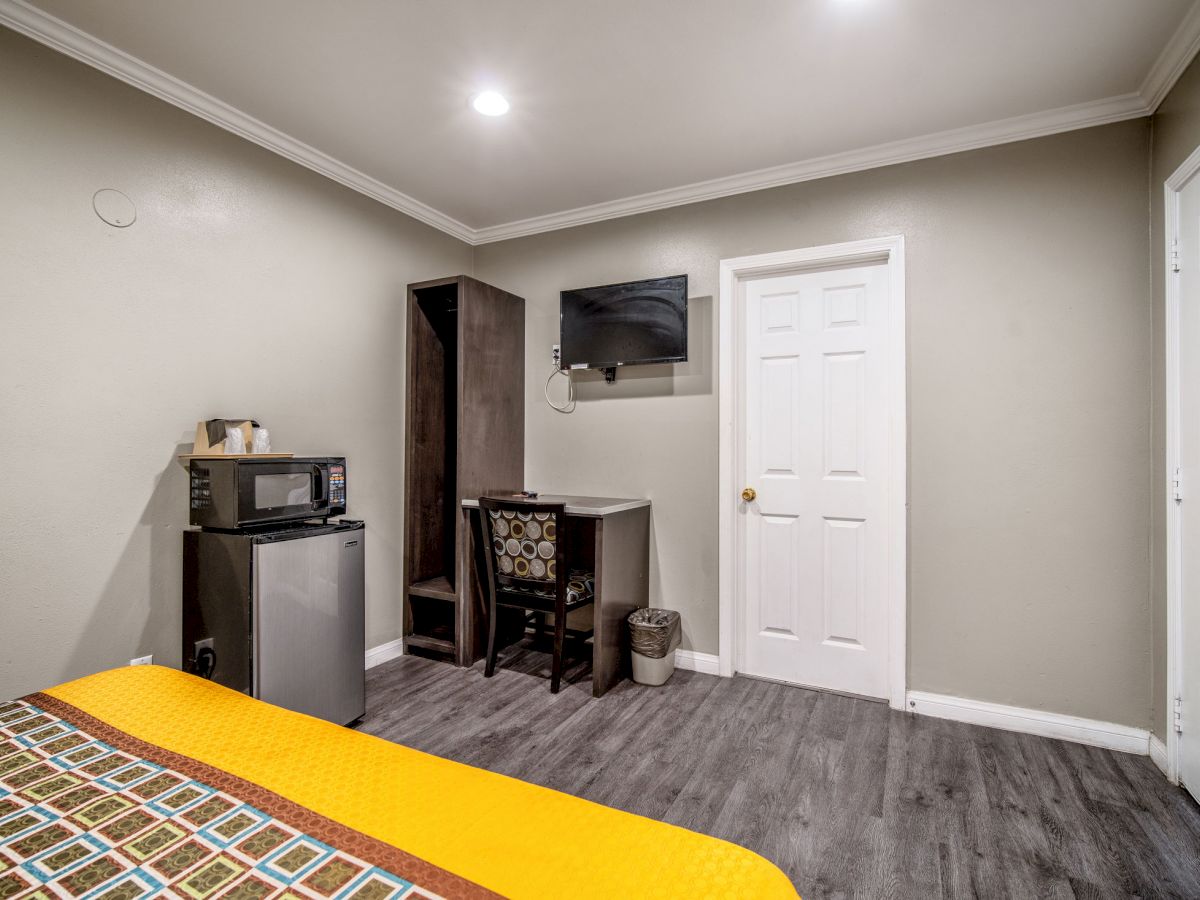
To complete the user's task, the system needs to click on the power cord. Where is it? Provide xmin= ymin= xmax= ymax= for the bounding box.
xmin=545 ymin=365 xmax=576 ymax=413
xmin=195 ymin=647 xmax=217 ymax=680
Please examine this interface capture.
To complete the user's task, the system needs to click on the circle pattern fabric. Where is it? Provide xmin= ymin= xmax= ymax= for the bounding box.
xmin=489 ymin=507 xmax=557 ymax=583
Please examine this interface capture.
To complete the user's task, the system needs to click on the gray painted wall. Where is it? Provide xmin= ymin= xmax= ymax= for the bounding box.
xmin=0 ymin=29 xmax=472 ymax=697
xmin=1 ymin=23 xmax=1163 ymax=731
xmin=1149 ymin=53 xmax=1200 ymax=739
xmin=476 ymin=121 xmax=1153 ymax=728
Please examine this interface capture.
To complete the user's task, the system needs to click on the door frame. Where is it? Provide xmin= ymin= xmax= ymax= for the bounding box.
xmin=1163 ymin=146 xmax=1200 ymax=785
xmin=717 ymin=236 xmax=907 ymax=709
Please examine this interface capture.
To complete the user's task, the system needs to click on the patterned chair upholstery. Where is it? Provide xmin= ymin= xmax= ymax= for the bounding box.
xmin=489 ymin=507 xmax=594 ymax=606
xmin=478 ymin=498 xmax=596 ymax=693
xmin=489 ymin=507 xmax=554 ymax=578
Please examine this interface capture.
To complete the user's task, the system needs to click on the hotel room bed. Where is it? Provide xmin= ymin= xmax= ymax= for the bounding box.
xmin=2 ymin=665 xmax=797 ymax=899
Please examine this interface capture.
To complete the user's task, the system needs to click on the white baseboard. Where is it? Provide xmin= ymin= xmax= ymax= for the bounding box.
xmin=905 ymin=690 xmax=1150 ymax=756
xmin=674 ymin=650 xmax=721 ymax=676
xmin=1150 ymin=734 xmax=1170 ymax=777
xmin=364 ymin=638 xmax=405 ymax=669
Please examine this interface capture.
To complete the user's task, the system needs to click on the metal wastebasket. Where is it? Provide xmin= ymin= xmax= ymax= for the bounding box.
xmin=628 ymin=608 xmax=682 ymax=686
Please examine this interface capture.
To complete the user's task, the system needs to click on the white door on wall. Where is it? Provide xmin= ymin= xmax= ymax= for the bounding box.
xmin=1177 ymin=174 xmax=1200 ymax=801
xmin=736 ymin=262 xmax=892 ymax=699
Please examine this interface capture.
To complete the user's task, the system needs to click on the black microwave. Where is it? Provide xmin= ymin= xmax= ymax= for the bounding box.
xmin=189 ymin=457 xmax=347 ymax=529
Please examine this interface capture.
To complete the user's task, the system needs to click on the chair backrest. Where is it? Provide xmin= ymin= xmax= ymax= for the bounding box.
xmin=478 ymin=497 xmax=567 ymax=600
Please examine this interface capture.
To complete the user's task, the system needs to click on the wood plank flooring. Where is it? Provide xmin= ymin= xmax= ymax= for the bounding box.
xmin=362 ymin=649 xmax=1200 ymax=899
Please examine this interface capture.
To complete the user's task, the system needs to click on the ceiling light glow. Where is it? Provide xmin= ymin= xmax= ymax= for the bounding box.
xmin=472 ymin=91 xmax=509 ymax=116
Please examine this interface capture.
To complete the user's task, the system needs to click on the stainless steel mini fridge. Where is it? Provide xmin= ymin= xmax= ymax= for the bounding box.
xmin=182 ymin=520 xmax=365 ymax=725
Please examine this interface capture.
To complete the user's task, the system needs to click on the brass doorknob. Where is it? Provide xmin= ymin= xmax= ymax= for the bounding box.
xmin=741 ymin=487 xmax=757 ymax=502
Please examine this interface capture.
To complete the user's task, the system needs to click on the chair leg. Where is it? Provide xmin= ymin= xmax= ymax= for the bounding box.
xmin=534 ymin=611 xmax=546 ymax=645
xmin=484 ymin=596 xmax=499 ymax=678
xmin=550 ymin=607 xmax=567 ymax=693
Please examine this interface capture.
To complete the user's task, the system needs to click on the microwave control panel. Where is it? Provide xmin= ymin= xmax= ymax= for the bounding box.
xmin=329 ymin=464 xmax=346 ymax=507
xmin=190 ymin=467 xmax=212 ymax=510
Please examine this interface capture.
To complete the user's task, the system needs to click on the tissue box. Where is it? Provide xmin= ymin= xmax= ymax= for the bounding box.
xmin=192 ymin=419 xmax=255 ymax=455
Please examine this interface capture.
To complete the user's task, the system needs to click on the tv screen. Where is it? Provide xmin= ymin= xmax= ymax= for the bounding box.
xmin=560 ymin=275 xmax=688 ymax=370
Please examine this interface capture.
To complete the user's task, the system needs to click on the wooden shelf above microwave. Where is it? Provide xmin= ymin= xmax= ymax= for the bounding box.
xmin=176 ymin=452 xmax=294 ymax=469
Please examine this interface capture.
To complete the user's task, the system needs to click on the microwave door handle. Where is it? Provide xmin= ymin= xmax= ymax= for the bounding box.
xmin=313 ymin=466 xmax=329 ymax=505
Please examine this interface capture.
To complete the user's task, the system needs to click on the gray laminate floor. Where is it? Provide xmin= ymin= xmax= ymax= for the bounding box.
xmin=362 ymin=648 xmax=1200 ymax=899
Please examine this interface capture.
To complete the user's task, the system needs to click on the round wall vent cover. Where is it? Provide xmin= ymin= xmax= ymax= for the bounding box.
xmin=92 ymin=189 xmax=136 ymax=228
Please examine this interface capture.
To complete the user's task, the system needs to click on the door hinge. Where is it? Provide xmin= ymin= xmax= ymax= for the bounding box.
xmin=1172 ymin=241 xmax=1182 ymax=273
xmin=1173 ymin=467 xmax=1183 ymax=503
xmin=1175 ymin=696 xmax=1184 ymax=735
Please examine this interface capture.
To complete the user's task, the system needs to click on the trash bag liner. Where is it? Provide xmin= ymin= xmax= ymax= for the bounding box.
xmin=628 ymin=608 xmax=682 ymax=659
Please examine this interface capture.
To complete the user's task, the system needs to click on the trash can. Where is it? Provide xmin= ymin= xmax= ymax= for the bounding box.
xmin=628 ymin=608 xmax=682 ymax=686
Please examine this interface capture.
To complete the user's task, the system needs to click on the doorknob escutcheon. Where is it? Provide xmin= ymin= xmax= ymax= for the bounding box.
xmin=741 ymin=487 xmax=757 ymax=502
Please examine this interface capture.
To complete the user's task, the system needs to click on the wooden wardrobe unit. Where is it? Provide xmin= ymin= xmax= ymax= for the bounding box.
xmin=403 ymin=275 xmax=524 ymax=665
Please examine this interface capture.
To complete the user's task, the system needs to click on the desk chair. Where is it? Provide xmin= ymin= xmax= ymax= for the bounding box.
xmin=478 ymin=497 xmax=595 ymax=693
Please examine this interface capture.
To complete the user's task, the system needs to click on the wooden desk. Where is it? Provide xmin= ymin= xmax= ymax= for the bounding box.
xmin=462 ymin=495 xmax=650 ymax=697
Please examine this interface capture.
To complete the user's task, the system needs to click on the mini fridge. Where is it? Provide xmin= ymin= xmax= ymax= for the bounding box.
xmin=182 ymin=520 xmax=365 ymax=725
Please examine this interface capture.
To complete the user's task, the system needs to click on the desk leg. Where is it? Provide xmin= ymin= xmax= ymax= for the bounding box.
xmin=592 ymin=506 xmax=650 ymax=697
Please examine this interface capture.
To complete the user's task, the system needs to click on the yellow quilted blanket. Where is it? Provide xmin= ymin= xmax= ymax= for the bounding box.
xmin=20 ymin=665 xmax=797 ymax=899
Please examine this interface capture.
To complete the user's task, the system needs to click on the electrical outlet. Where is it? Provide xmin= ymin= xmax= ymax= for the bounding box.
xmin=192 ymin=637 xmax=216 ymax=679
xmin=130 ymin=654 xmax=154 ymax=666
xmin=552 ymin=343 xmax=561 ymax=367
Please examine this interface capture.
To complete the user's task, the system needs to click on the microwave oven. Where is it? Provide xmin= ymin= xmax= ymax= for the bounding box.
xmin=189 ymin=457 xmax=347 ymax=529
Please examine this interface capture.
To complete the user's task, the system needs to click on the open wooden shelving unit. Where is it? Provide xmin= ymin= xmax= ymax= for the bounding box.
xmin=402 ymin=275 xmax=525 ymax=665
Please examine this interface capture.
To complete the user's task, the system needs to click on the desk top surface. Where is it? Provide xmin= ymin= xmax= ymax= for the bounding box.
xmin=462 ymin=494 xmax=650 ymax=517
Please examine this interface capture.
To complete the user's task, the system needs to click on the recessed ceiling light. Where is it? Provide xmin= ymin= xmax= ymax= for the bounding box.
xmin=472 ymin=91 xmax=510 ymax=117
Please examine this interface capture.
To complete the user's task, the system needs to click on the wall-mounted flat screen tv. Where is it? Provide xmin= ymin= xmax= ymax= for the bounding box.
xmin=559 ymin=274 xmax=688 ymax=370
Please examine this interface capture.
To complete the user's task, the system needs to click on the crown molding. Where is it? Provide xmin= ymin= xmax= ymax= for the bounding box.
xmin=470 ymin=92 xmax=1149 ymax=243
xmin=5 ymin=0 xmax=1197 ymax=246
xmin=1140 ymin=0 xmax=1200 ymax=112
xmin=0 ymin=0 xmax=476 ymax=243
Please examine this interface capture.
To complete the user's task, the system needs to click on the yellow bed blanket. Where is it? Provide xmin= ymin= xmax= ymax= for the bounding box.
xmin=3 ymin=665 xmax=797 ymax=899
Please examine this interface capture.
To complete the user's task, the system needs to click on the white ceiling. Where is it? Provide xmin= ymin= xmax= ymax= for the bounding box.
xmin=5 ymin=0 xmax=1200 ymax=243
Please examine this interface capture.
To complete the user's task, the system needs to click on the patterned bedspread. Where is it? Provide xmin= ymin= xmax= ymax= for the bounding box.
xmin=0 ymin=667 xmax=797 ymax=900
xmin=0 ymin=695 xmax=494 ymax=899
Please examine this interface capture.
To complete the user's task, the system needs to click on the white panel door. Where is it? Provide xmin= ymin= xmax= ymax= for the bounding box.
xmin=737 ymin=263 xmax=891 ymax=698
xmin=1178 ymin=174 xmax=1200 ymax=801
